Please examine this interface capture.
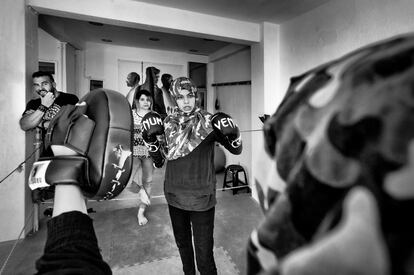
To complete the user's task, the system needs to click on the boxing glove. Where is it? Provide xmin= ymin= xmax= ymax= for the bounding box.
xmin=211 ymin=112 xmax=242 ymax=148
xmin=141 ymin=111 xmax=165 ymax=168
xmin=29 ymin=89 xmax=133 ymax=200
xmin=142 ymin=111 xmax=164 ymax=142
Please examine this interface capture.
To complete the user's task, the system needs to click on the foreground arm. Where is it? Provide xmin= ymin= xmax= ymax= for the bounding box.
xmin=31 ymin=90 xmax=133 ymax=274
xmin=35 ymin=185 xmax=111 ymax=275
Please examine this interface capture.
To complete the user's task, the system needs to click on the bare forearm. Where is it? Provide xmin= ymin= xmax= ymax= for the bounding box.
xmin=20 ymin=110 xmax=44 ymax=131
xmin=53 ymin=185 xmax=87 ymax=217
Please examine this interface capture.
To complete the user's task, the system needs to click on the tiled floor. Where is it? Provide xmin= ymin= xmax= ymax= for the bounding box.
xmin=111 ymin=247 xmax=239 ymax=275
xmin=0 ymin=169 xmax=262 ymax=275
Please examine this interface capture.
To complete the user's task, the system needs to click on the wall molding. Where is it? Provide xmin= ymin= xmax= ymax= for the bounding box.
xmin=212 ymin=80 xmax=251 ymax=87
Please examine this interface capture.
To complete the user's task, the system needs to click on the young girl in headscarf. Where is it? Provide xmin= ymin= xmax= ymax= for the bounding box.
xmin=142 ymin=77 xmax=243 ymax=275
xmin=131 ymin=89 xmax=154 ymax=226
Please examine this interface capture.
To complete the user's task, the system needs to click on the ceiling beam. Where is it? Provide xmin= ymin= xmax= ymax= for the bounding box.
xmin=27 ymin=0 xmax=261 ymax=44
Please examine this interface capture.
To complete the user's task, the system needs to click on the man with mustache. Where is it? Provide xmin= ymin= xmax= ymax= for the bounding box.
xmin=20 ymin=71 xmax=79 ymax=134
xmin=20 ymin=71 xmax=79 ymax=208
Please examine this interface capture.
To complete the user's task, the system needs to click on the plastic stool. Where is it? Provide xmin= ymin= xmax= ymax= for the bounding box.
xmin=222 ymin=164 xmax=250 ymax=195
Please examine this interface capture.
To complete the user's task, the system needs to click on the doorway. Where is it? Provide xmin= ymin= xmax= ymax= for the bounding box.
xmin=189 ymin=62 xmax=207 ymax=110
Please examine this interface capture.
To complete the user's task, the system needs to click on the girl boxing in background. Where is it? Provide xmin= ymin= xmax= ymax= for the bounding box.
xmin=131 ymin=89 xmax=155 ymax=226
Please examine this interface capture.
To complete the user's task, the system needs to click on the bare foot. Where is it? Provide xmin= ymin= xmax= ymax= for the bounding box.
xmin=137 ymin=208 xmax=148 ymax=226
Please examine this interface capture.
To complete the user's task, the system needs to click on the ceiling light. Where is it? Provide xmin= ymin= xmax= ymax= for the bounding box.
xmin=149 ymin=37 xmax=160 ymax=41
xmin=89 ymin=21 xmax=104 ymax=26
xmin=101 ymin=38 xmax=112 ymax=42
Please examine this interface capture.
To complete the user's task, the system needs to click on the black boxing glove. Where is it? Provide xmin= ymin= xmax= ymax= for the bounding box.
xmin=142 ymin=111 xmax=164 ymax=142
xmin=141 ymin=111 xmax=165 ymax=168
xmin=29 ymin=89 xmax=133 ymax=200
xmin=211 ymin=112 xmax=242 ymax=149
xmin=143 ymin=138 xmax=165 ymax=168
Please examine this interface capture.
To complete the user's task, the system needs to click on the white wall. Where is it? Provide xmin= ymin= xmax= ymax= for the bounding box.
xmin=0 ymin=0 xmax=26 ymax=243
xmin=279 ymin=0 xmax=414 ymax=96
xmin=78 ymin=42 xmax=209 ymax=97
xmin=39 ymin=29 xmax=78 ymax=96
xmin=212 ymin=48 xmax=252 ymax=180
xmin=0 ymin=1 xmax=38 ymax=242
xmin=250 ymin=23 xmax=280 ymax=202
xmin=38 ymin=28 xmax=62 ymax=91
